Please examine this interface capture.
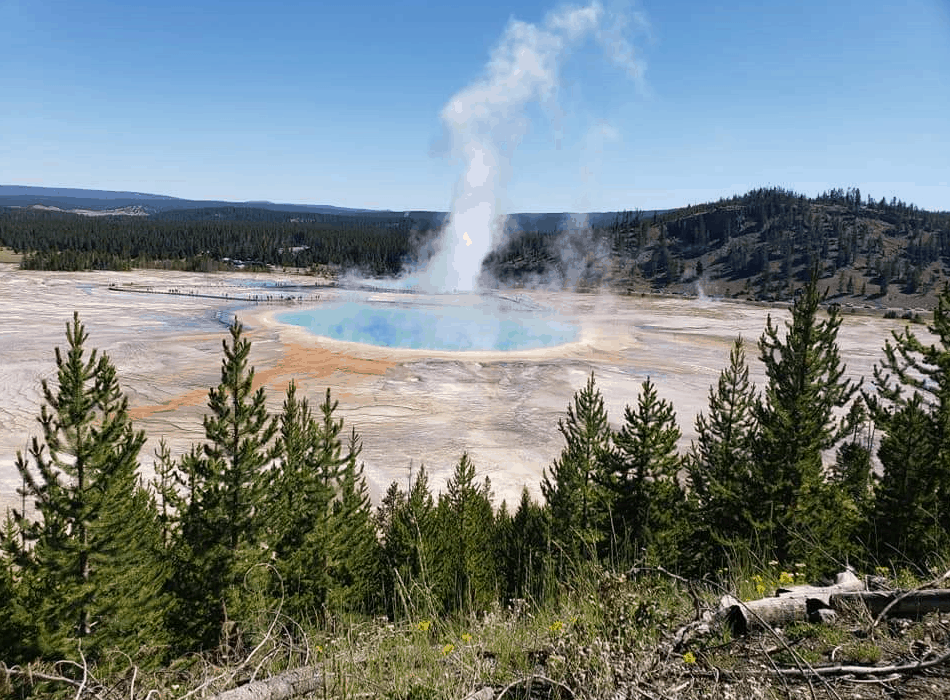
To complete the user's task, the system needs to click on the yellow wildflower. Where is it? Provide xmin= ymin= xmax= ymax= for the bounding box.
xmin=416 ymin=620 xmax=431 ymax=632
xmin=683 ymin=651 xmax=697 ymax=664
xmin=442 ymin=643 xmax=455 ymax=655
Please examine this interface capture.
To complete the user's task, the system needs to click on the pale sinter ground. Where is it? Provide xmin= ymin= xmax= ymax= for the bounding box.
xmin=0 ymin=265 xmax=917 ymax=515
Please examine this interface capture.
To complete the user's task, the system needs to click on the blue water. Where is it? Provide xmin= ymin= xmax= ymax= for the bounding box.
xmin=277 ymin=302 xmax=577 ymax=351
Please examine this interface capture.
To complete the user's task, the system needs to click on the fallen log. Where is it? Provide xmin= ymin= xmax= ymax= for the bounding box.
xmin=722 ymin=570 xmax=865 ymax=635
xmin=831 ymin=589 xmax=950 ymax=618
xmin=720 ymin=568 xmax=950 ymax=636
xmin=208 ymin=665 xmax=322 ymax=700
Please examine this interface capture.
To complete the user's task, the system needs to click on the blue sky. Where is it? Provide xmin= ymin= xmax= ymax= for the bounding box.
xmin=1 ymin=0 xmax=948 ymax=212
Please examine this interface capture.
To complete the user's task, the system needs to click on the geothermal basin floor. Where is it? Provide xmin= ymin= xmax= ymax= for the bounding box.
xmin=0 ymin=266 xmax=913 ymax=512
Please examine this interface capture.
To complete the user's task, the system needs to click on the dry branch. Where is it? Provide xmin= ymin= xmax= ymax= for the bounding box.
xmin=770 ymin=648 xmax=950 ymax=679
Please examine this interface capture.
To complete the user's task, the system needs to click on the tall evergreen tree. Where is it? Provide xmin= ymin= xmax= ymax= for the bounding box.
xmin=687 ymin=337 xmax=759 ymax=566
xmin=499 ymin=487 xmax=549 ymax=603
xmin=172 ymin=320 xmax=277 ymax=649
xmin=753 ymin=271 xmax=859 ymax=567
xmin=605 ymin=378 xmax=684 ymax=565
xmin=201 ymin=321 xmax=278 ymax=551
xmin=326 ymin=429 xmax=381 ymax=614
xmin=10 ymin=312 xmax=168 ymax=661
xmin=376 ymin=465 xmax=436 ymax=619
xmin=540 ymin=371 xmax=612 ymax=561
xmin=433 ymin=453 xmax=497 ymax=613
xmin=263 ymin=381 xmax=333 ymax=621
xmin=866 ymin=285 xmax=950 ymax=564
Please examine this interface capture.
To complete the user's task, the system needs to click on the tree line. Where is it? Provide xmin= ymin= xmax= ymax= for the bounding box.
xmin=5 ymin=188 xmax=950 ymax=303
xmin=0 ymin=207 xmax=441 ymax=275
xmin=4 ymin=273 xmax=950 ymax=676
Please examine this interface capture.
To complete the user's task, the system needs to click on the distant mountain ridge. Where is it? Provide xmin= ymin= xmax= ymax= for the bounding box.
xmin=0 ymin=185 xmax=658 ymax=229
xmin=0 ymin=185 xmax=385 ymax=217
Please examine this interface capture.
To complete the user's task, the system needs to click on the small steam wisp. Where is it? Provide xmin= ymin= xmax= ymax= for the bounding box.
xmin=423 ymin=1 xmax=643 ymax=293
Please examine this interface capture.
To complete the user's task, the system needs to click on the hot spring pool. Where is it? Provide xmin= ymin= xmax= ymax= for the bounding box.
xmin=277 ymin=301 xmax=578 ymax=351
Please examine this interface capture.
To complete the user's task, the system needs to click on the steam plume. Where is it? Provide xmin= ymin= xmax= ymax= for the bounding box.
xmin=424 ymin=1 xmax=643 ymax=293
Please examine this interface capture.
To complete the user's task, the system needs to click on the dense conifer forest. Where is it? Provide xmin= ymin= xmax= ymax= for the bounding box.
xmin=4 ymin=271 xmax=950 ymax=697
xmin=3 ymin=187 xmax=950 ymax=308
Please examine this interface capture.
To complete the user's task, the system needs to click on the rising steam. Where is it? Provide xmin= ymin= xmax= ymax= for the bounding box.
xmin=422 ymin=1 xmax=643 ymax=293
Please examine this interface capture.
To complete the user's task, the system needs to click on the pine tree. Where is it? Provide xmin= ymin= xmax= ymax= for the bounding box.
xmin=540 ymin=372 xmax=612 ymax=561
xmin=326 ymin=429 xmax=381 ymax=614
xmin=687 ymin=337 xmax=759 ymax=566
xmin=433 ymin=453 xmax=497 ymax=613
xmin=262 ymin=381 xmax=332 ymax=620
xmin=172 ymin=320 xmax=277 ymax=649
xmin=753 ymin=271 xmax=859 ymax=568
xmin=606 ymin=378 xmax=684 ymax=565
xmin=10 ymin=312 xmax=168 ymax=661
xmin=151 ymin=437 xmax=187 ymax=549
xmin=499 ymin=487 xmax=549 ymax=603
xmin=376 ymin=465 xmax=436 ymax=619
xmin=201 ymin=320 xmax=278 ymax=551
xmin=0 ymin=513 xmax=38 ymax=663
xmin=866 ymin=285 xmax=950 ymax=564
xmin=276 ymin=386 xmax=363 ymax=620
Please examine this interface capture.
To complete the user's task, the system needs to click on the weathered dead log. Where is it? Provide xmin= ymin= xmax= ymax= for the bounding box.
xmin=720 ymin=568 xmax=950 ymax=636
xmin=208 ymin=665 xmax=322 ymax=700
xmin=770 ymin=569 xmax=866 ymax=599
xmin=722 ymin=570 xmax=865 ymax=635
xmin=831 ymin=589 xmax=950 ymax=618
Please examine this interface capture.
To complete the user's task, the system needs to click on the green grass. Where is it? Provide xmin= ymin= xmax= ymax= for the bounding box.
xmin=9 ymin=564 xmax=950 ymax=698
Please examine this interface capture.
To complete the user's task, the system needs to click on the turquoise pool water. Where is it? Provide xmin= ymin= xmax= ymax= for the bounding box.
xmin=277 ymin=301 xmax=577 ymax=351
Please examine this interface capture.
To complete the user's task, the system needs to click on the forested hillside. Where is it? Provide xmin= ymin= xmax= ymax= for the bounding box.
xmin=488 ymin=187 xmax=950 ymax=309
xmin=4 ymin=186 xmax=948 ymax=309
xmin=4 ymin=274 xmax=950 ymax=697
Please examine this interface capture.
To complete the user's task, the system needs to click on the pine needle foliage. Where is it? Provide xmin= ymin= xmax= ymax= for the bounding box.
xmin=326 ymin=431 xmax=381 ymax=614
xmin=434 ymin=453 xmax=498 ymax=614
xmin=498 ymin=487 xmax=550 ymax=603
xmin=376 ymin=465 xmax=437 ymax=620
xmin=264 ymin=381 xmax=335 ymax=621
xmin=201 ymin=320 xmax=278 ymax=551
xmin=866 ymin=284 xmax=950 ymax=563
xmin=606 ymin=378 xmax=684 ymax=566
xmin=9 ymin=312 xmax=168 ymax=662
xmin=687 ymin=336 xmax=759 ymax=566
xmin=753 ymin=271 xmax=859 ymax=568
xmin=172 ymin=320 xmax=277 ymax=650
xmin=541 ymin=371 xmax=612 ymax=563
